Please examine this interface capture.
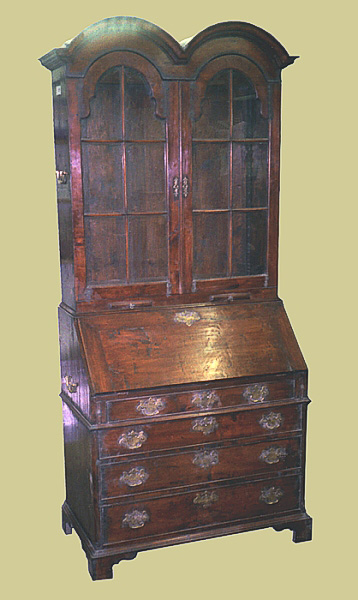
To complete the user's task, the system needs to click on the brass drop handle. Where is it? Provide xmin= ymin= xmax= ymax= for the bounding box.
xmin=193 ymin=449 xmax=219 ymax=468
xmin=122 ymin=509 xmax=150 ymax=529
xmin=243 ymin=384 xmax=269 ymax=404
xmin=118 ymin=428 xmax=148 ymax=450
xmin=119 ymin=466 xmax=149 ymax=487
xmin=192 ymin=416 xmax=219 ymax=435
xmin=259 ymin=411 xmax=283 ymax=431
xmin=193 ymin=490 xmax=219 ymax=508
xmin=182 ymin=175 xmax=189 ymax=199
xmin=259 ymin=486 xmax=284 ymax=505
xmin=64 ymin=375 xmax=78 ymax=394
xmin=191 ymin=390 xmax=221 ymax=410
xmin=136 ymin=397 xmax=166 ymax=416
xmin=259 ymin=446 xmax=287 ymax=465
xmin=172 ymin=176 xmax=179 ymax=199
xmin=56 ymin=170 xmax=68 ymax=184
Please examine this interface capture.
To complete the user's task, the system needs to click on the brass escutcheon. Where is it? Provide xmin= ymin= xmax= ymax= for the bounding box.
xmin=193 ymin=449 xmax=219 ymax=469
xmin=174 ymin=310 xmax=201 ymax=327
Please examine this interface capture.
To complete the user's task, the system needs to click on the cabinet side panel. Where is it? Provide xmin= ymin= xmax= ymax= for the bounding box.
xmin=52 ymin=68 xmax=75 ymax=309
xmin=62 ymin=402 xmax=97 ymax=542
xmin=59 ymin=307 xmax=91 ymax=417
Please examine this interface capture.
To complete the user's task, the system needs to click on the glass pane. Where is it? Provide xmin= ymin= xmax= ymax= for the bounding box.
xmin=85 ymin=216 xmax=126 ymax=283
xmin=232 ymin=211 xmax=267 ymax=275
xmin=232 ymin=71 xmax=268 ymax=139
xmin=193 ymin=212 xmax=228 ymax=279
xmin=124 ymin=67 xmax=165 ymax=140
xmin=126 ymin=143 xmax=165 ymax=212
xmin=192 ymin=143 xmax=229 ymax=210
xmin=232 ymin=143 xmax=268 ymax=208
xmin=82 ymin=143 xmax=124 ymax=213
xmin=193 ymin=71 xmax=230 ymax=139
xmin=81 ymin=67 xmax=122 ymax=140
xmin=128 ymin=215 xmax=167 ymax=282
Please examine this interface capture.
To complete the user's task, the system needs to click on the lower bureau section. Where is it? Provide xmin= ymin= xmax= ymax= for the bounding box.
xmin=102 ymin=475 xmax=300 ymax=545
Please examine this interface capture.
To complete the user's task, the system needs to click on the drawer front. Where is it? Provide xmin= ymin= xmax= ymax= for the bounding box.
xmin=107 ymin=378 xmax=295 ymax=422
xmin=103 ymin=475 xmax=300 ymax=544
xmin=99 ymin=404 xmax=301 ymax=459
xmin=101 ymin=437 xmax=301 ymax=500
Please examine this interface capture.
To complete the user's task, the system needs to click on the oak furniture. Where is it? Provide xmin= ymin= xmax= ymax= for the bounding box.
xmin=40 ymin=17 xmax=312 ymax=580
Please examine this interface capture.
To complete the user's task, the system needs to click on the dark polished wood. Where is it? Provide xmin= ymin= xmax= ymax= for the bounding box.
xmin=41 ymin=17 xmax=311 ymax=580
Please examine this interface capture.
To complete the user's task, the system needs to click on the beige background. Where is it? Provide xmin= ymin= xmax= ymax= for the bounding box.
xmin=2 ymin=0 xmax=356 ymax=598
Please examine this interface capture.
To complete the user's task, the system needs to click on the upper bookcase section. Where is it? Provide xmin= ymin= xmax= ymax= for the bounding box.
xmin=39 ymin=17 xmax=297 ymax=80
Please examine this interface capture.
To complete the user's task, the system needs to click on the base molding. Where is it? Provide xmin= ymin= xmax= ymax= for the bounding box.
xmin=62 ymin=502 xmax=312 ymax=580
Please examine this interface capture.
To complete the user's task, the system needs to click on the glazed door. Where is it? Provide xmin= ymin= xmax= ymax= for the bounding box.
xmin=180 ymin=58 xmax=271 ymax=295
xmin=72 ymin=53 xmax=180 ymax=302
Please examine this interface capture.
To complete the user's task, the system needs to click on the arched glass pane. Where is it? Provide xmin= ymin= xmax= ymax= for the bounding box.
xmin=124 ymin=67 xmax=165 ymax=140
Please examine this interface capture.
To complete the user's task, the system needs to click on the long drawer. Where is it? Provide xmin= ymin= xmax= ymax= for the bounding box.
xmin=106 ymin=378 xmax=295 ymax=422
xmin=98 ymin=404 xmax=302 ymax=459
xmin=100 ymin=436 xmax=301 ymax=500
xmin=103 ymin=475 xmax=300 ymax=545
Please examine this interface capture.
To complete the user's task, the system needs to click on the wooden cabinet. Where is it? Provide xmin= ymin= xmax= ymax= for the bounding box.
xmin=40 ymin=17 xmax=312 ymax=580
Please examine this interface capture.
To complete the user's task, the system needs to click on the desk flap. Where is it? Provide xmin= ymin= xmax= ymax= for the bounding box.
xmin=78 ymin=301 xmax=306 ymax=394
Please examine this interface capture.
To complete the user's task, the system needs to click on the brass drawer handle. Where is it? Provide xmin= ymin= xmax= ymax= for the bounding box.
xmin=259 ymin=446 xmax=287 ymax=465
xmin=259 ymin=411 xmax=283 ymax=430
xmin=122 ymin=509 xmax=150 ymax=529
xmin=193 ymin=449 xmax=219 ymax=469
xmin=174 ymin=310 xmax=201 ymax=327
xmin=193 ymin=490 xmax=219 ymax=508
xmin=192 ymin=416 xmax=218 ymax=436
xmin=172 ymin=176 xmax=179 ymax=199
xmin=119 ymin=466 xmax=149 ymax=487
xmin=243 ymin=384 xmax=269 ymax=404
xmin=136 ymin=397 xmax=166 ymax=416
xmin=64 ymin=375 xmax=78 ymax=394
xmin=182 ymin=175 xmax=189 ymax=199
xmin=259 ymin=486 xmax=284 ymax=505
xmin=191 ymin=390 xmax=221 ymax=410
xmin=118 ymin=428 xmax=148 ymax=450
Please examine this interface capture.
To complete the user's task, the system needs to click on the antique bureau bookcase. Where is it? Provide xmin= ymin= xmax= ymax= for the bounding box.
xmin=40 ymin=17 xmax=312 ymax=580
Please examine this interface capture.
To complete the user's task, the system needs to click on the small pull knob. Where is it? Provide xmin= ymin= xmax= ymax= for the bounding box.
xmin=64 ymin=375 xmax=78 ymax=394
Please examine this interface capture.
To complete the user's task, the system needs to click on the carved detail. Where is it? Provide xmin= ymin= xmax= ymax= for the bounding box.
xmin=243 ymin=383 xmax=269 ymax=404
xmin=174 ymin=310 xmax=201 ymax=326
xmin=193 ymin=449 xmax=219 ymax=468
xmin=193 ymin=490 xmax=219 ymax=508
xmin=136 ymin=397 xmax=166 ymax=416
xmin=259 ymin=486 xmax=284 ymax=505
xmin=259 ymin=446 xmax=287 ymax=464
xmin=118 ymin=428 xmax=148 ymax=449
xmin=192 ymin=416 xmax=218 ymax=435
xmin=64 ymin=375 xmax=78 ymax=394
xmin=119 ymin=466 xmax=149 ymax=487
xmin=259 ymin=411 xmax=283 ymax=430
xmin=191 ymin=390 xmax=221 ymax=410
xmin=122 ymin=509 xmax=150 ymax=529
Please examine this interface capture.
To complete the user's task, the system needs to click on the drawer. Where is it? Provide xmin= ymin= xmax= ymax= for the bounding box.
xmin=99 ymin=404 xmax=302 ymax=459
xmin=106 ymin=378 xmax=295 ymax=422
xmin=103 ymin=474 xmax=300 ymax=545
xmin=100 ymin=436 xmax=301 ymax=500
